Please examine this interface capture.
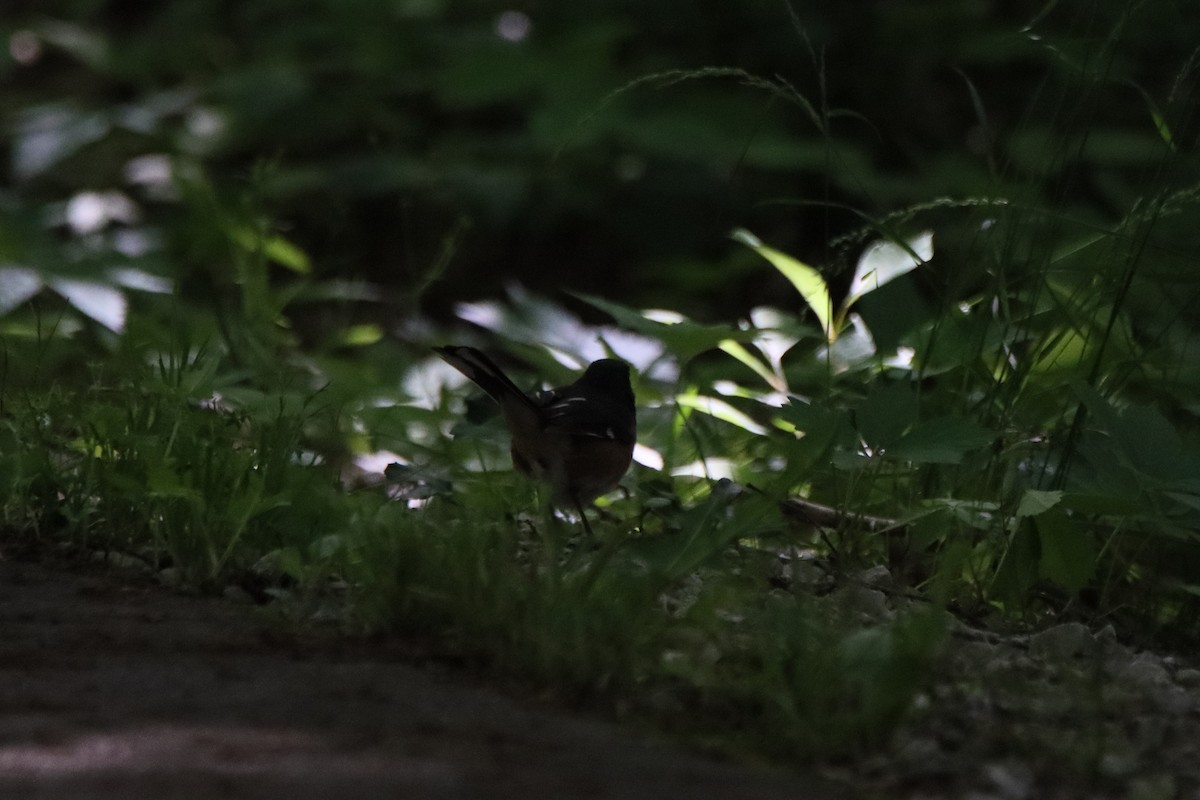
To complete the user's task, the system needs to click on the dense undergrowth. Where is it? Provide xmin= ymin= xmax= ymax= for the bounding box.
xmin=2 ymin=0 xmax=1200 ymax=764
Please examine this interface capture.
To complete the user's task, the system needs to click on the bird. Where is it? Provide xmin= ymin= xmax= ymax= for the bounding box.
xmin=433 ymin=345 xmax=636 ymax=529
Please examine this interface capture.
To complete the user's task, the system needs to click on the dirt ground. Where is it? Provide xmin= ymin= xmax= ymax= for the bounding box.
xmin=0 ymin=557 xmax=839 ymax=800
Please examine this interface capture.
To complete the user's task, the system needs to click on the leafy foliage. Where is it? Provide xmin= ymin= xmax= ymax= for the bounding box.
xmin=1 ymin=0 xmax=1199 ymax=767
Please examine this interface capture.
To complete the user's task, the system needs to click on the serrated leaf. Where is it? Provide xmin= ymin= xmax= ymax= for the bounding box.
xmin=887 ymin=416 xmax=994 ymax=464
xmin=856 ymin=383 xmax=920 ymax=452
xmin=1016 ymin=489 xmax=1064 ymax=518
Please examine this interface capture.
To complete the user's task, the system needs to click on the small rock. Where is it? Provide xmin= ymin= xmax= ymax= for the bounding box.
xmin=92 ymin=550 xmax=152 ymax=574
xmin=1029 ymin=622 xmax=1094 ymax=660
xmin=858 ymin=564 xmax=893 ymax=588
xmin=1120 ymin=654 xmax=1172 ymax=690
xmin=1126 ymin=774 xmax=1175 ymax=800
xmin=838 ymin=585 xmax=892 ymax=621
xmin=893 ymin=735 xmax=941 ymax=764
xmin=983 ymin=760 xmax=1035 ymax=800
xmin=954 ymin=640 xmax=1001 ymax=671
xmin=1152 ymin=685 xmax=1193 ymax=716
xmin=983 ymin=653 xmax=1026 ymax=678
xmin=1173 ymin=667 xmax=1200 ymax=687
xmin=222 ymin=584 xmax=255 ymax=604
xmin=308 ymin=603 xmax=343 ymax=624
xmin=791 ymin=561 xmax=828 ymax=586
xmin=1098 ymin=749 xmax=1137 ymax=779
xmin=1027 ymin=623 xmax=1094 ymax=662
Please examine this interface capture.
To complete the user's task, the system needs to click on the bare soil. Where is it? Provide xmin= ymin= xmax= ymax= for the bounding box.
xmin=0 ymin=557 xmax=835 ymax=800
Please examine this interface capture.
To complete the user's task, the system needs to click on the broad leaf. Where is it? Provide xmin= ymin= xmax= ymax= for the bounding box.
xmin=1036 ymin=509 xmax=1096 ymax=593
xmin=1016 ymin=489 xmax=1064 ymax=518
xmin=856 ymin=383 xmax=919 ymax=452
xmin=50 ymin=278 xmax=127 ymax=332
xmin=575 ymin=293 xmax=750 ymax=362
xmin=887 ymin=416 xmax=995 ymax=464
xmin=732 ymin=229 xmax=833 ymax=341
xmin=0 ymin=266 xmax=44 ymax=315
xmin=844 ymin=230 xmax=933 ymax=309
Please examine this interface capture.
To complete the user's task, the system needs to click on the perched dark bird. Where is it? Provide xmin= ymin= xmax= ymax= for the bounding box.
xmin=434 ymin=346 xmax=636 ymax=524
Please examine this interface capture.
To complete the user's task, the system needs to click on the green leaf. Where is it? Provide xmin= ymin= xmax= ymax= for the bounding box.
xmin=888 ymin=416 xmax=995 ymax=464
xmin=574 ymin=293 xmax=751 ymax=362
xmin=1151 ymin=110 xmax=1174 ymax=148
xmin=0 ymin=266 xmax=43 ymax=315
xmin=732 ymin=229 xmax=833 ymax=341
xmin=991 ymin=525 xmax=1039 ymax=611
xmin=844 ymin=231 xmax=933 ymax=309
xmin=50 ymin=278 xmax=127 ymax=332
xmin=1016 ymin=489 xmax=1064 ymax=518
xmin=629 ymin=483 xmax=777 ymax=582
xmin=719 ymin=339 xmax=780 ymax=390
xmin=1073 ymin=381 xmax=1188 ymax=480
xmin=1035 ymin=509 xmax=1096 ymax=593
xmin=856 ymin=383 xmax=919 ymax=452
xmin=335 ymin=323 xmax=384 ymax=347
xmin=676 ymin=391 xmax=769 ymax=436
xmin=230 ymin=225 xmax=312 ymax=273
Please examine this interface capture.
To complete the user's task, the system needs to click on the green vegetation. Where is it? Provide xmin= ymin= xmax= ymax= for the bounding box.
xmin=2 ymin=0 xmax=1198 ymax=767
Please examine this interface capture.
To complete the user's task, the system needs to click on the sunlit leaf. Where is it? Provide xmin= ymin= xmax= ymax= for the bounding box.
xmin=13 ymin=104 xmax=110 ymax=179
xmin=817 ymin=313 xmax=876 ymax=372
xmin=0 ymin=266 xmax=44 ymax=315
xmin=676 ymin=391 xmax=769 ymax=436
xmin=844 ymin=230 xmax=933 ymax=309
xmin=719 ymin=339 xmax=780 ymax=390
xmin=336 ymin=323 xmax=384 ymax=347
xmin=1151 ymin=110 xmax=1174 ymax=148
xmin=230 ymin=225 xmax=312 ymax=273
xmin=49 ymin=278 xmax=127 ymax=332
xmin=109 ymin=267 xmax=173 ymax=294
xmin=575 ymin=293 xmax=750 ymax=362
xmin=732 ymin=229 xmax=833 ymax=341
xmin=633 ymin=443 xmax=664 ymax=470
xmin=748 ymin=306 xmax=804 ymax=369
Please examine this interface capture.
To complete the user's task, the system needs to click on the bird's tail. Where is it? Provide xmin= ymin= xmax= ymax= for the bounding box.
xmin=433 ymin=345 xmax=537 ymax=408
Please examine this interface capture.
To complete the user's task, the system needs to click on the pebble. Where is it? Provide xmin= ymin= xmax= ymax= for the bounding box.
xmin=859 ymin=564 xmax=893 ymax=588
xmin=222 ymin=584 xmax=256 ymax=604
xmin=983 ymin=760 xmax=1035 ymax=800
xmin=1120 ymin=654 xmax=1172 ymax=690
xmin=91 ymin=549 xmax=152 ymax=574
xmin=1173 ymin=667 xmax=1200 ymax=688
xmin=1028 ymin=622 xmax=1094 ymax=660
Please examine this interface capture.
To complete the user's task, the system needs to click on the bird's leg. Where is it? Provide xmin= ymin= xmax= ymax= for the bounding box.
xmin=572 ymin=494 xmax=596 ymax=540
